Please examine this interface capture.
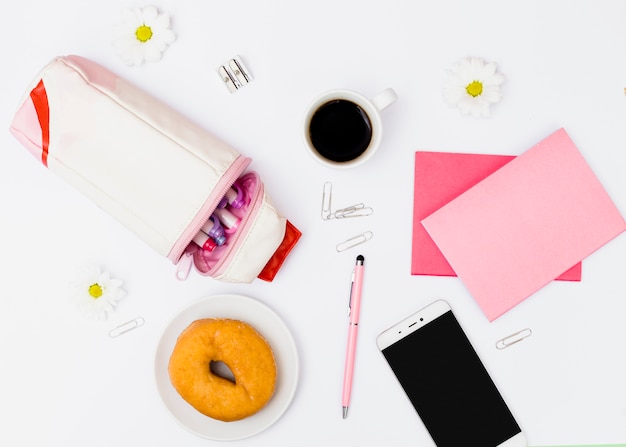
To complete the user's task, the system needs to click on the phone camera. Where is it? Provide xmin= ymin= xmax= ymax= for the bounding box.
xmin=420 ymin=317 xmax=424 ymax=321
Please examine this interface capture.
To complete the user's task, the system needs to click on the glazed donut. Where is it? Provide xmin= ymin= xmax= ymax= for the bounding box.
xmin=168 ymin=318 xmax=277 ymax=422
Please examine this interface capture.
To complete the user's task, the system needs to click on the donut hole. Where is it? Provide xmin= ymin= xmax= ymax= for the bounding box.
xmin=209 ymin=360 xmax=236 ymax=384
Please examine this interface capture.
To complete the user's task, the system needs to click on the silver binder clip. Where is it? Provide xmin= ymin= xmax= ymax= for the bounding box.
xmin=217 ymin=55 xmax=253 ymax=93
xmin=496 ymin=328 xmax=532 ymax=350
xmin=336 ymin=231 xmax=373 ymax=252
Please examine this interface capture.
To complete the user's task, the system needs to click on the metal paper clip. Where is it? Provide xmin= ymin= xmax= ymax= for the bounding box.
xmin=336 ymin=231 xmax=373 ymax=252
xmin=109 ymin=317 xmax=145 ymax=338
xmin=334 ymin=203 xmax=374 ymax=218
xmin=217 ymin=55 xmax=252 ymax=93
xmin=496 ymin=328 xmax=532 ymax=350
xmin=321 ymin=182 xmax=333 ymax=220
xmin=321 ymin=182 xmax=373 ymax=220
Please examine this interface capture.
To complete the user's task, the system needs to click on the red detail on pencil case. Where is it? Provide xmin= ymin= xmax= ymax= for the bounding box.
xmin=30 ymin=79 xmax=50 ymax=167
xmin=257 ymin=220 xmax=302 ymax=282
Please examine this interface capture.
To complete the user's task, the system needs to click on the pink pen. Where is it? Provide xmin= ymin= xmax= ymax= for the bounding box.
xmin=342 ymin=254 xmax=365 ymax=419
xmin=192 ymin=231 xmax=217 ymax=252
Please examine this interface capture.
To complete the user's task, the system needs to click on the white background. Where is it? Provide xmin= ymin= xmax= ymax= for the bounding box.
xmin=1 ymin=1 xmax=626 ymax=446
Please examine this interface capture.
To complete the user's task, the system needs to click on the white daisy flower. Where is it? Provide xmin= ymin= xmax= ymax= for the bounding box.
xmin=113 ymin=5 xmax=176 ymax=66
xmin=443 ymin=57 xmax=505 ymax=118
xmin=69 ymin=266 xmax=126 ymax=320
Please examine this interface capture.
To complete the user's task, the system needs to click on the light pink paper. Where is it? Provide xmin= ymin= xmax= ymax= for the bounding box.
xmin=411 ymin=151 xmax=582 ymax=281
xmin=421 ymin=129 xmax=626 ymax=321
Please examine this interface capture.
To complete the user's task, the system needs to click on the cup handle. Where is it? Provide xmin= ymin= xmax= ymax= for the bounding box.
xmin=371 ymin=88 xmax=398 ymax=112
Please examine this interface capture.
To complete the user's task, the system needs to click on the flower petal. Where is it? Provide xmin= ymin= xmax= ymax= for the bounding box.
xmin=130 ymin=7 xmax=145 ymax=25
xmin=482 ymin=62 xmax=496 ymax=78
xmin=152 ymin=13 xmax=171 ymax=31
xmin=484 ymin=72 xmax=505 ymax=86
xmin=443 ymin=85 xmax=466 ymax=105
xmin=160 ymin=29 xmax=176 ymax=44
xmin=141 ymin=5 xmax=158 ymax=23
xmin=481 ymin=85 xmax=503 ymax=102
xmin=119 ymin=8 xmax=141 ymax=28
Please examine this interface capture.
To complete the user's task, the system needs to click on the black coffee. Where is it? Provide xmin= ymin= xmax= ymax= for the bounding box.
xmin=309 ymin=99 xmax=373 ymax=163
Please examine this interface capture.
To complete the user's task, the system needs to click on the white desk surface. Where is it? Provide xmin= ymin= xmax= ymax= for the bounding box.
xmin=2 ymin=1 xmax=626 ymax=446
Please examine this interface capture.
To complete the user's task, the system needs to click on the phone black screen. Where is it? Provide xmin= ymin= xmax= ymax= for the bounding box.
xmin=381 ymin=310 xmax=521 ymax=447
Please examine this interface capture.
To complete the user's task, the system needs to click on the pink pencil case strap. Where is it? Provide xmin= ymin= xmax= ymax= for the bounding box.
xmin=10 ymin=55 xmax=300 ymax=283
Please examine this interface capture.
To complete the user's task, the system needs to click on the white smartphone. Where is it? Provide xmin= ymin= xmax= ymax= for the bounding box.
xmin=376 ymin=300 xmax=526 ymax=447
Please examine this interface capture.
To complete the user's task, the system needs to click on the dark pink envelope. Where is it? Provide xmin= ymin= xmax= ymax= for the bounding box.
xmin=411 ymin=150 xmax=582 ymax=281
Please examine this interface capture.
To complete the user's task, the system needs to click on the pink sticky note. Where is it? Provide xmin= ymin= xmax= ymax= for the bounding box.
xmin=411 ymin=151 xmax=582 ymax=281
xmin=421 ymin=129 xmax=626 ymax=321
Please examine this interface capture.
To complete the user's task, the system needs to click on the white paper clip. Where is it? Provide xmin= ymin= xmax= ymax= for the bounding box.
xmin=496 ymin=328 xmax=532 ymax=350
xmin=321 ymin=182 xmax=373 ymax=220
xmin=109 ymin=317 xmax=145 ymax=338
xmin=336 ymin=231 xmax=373 ymax=252
xmin=321 ymin=182 xmax=333 ymax=220
xmin=217 ymin=55 xmax=252 ymax=93
xmin=334 ymin=203 xmax=374 ymax=218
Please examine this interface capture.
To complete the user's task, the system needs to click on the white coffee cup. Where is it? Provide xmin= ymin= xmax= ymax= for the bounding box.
xmin=303 ymin=88 xmax=398 ymax=169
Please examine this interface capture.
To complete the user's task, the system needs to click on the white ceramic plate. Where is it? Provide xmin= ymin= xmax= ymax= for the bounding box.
xmin=154 ymin=294 xmax=299 ymax=441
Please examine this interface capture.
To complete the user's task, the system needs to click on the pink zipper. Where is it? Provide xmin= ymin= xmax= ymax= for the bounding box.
xmin=205 ymin=172 xmax=264 ymax=278
xmin=175 ymin=249 xmax=195 ymax=280
xmin=169 ymin=155 xmax=251 ymax=267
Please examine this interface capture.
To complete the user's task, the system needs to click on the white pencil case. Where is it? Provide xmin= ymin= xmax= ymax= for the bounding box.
xmin=10 ymin=55 xmax=301 ymax=283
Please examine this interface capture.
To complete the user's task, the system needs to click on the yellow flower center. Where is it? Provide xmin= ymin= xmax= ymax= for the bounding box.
xmin=466 ymin=80 xmax=483 ymax=97
xmin=88 ymin=283 xmax=103 ymax=299
xmin=135 ymin=24 xmax=153 ymax=43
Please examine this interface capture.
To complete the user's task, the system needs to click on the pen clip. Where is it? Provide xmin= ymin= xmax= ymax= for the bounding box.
xmin=347 ymin=271 xmax=355 ymax=315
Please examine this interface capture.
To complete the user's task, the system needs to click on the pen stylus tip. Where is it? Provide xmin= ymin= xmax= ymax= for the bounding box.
xmin=342 ymin=406 xmax=348 ymax=419
xmin=356 ymin=254 xmax=364 ymax=263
